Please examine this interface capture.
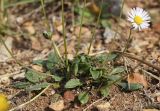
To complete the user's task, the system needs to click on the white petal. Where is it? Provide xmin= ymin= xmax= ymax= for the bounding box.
xmin=128 ymin=17 xmax=134 ymax=22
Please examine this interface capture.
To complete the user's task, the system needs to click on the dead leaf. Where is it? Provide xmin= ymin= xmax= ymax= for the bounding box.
xmin=23 ymin=21 xmax=35 ymax=34
xmin=31 ymin=65 xmax=44 ymax=72
xmin=0 ymin=37 xmax=13 ymax=62
xmin=153 ymin=23 xmax=160 ymax=33
xmin=74 ymin=26 xmax=91 ymax=40
xmin=87 ymin=2 xmax=100 ymax=15
xmin=63 ymin=90 xmax=75 ymax=102
xmin=128 ymin=73 xmax=148 ymax=88
xmin=51 ymin=34 xmax=61 ymax=42
xmin=131 ymin=39 xmax=149 ymax=53
xmin=156 ymin=96 xmax=160 ymax=103
xmin=49 ymin=100 xmax=64 ymax=111
xmin=30 ymin=37 xmax=42 ymax=51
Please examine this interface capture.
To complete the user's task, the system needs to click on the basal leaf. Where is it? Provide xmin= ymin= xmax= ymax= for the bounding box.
xmin=78 ymin=92 xmax=89 ymax=104
xmin=118 ymin=82 xmax=143 ymax=91
xmin=100 ymin=86 xmax=109 ymax=97
xmin=33 ymin=60 xmax=46 ymax=66
xmin=90 ymin=67 xmax=102 ymax=80
xmin=106 ymin=53 xmax=118 ymax=61
xmin=105 ymin=75 xmax=122 ymax=81
xmin=26 ymin=82 xmax=51 ymax=91
xmin=13 ymin=82 xmax=31 ymax=89
xmin=96 ymin=53 xmax=117 ymax=62
xmin=48 ymin=52 xmax=60 ymax=64
xmin=25 ymin=70 xmax=46 ymax=83
xmin=65 ymin=79 xmax=82 ymax=89
xmin=51 ymin=75 xmax=63 ymax=82
xmin=109 ymin=67 xmax=125 ymax=75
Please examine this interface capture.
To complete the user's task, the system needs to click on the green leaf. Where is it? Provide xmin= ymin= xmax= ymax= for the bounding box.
xmin=52 ymin=83 xmax=60 ymax=89
xmin=13 ymin=82 xmax=31 ymax=89
xmin=65 ymin=79 xmax=82 ymax=89
xmin=51 ymin=75 xmax=63 ymax=82
xmin=33 ymin=60 xmax=46 ymax=66
xmin=96 ymin=53 xmax=117 ymax=62
xmin=101 ymin=19 xmax=111 ymax=28
xmin=106 ymin=53 xmax=118 ymax=61
xmin=90 ymin=67 xmax=102 ymax=80
xmin=100 ymin=86 xmax=109 ymax=97
xmin=109 ymin=67 xmax=125 ymax=75
xmin=74 ymin=63 xmax=78 ymax=76
xmin=79 ymin=63 xmax=91 ymax=71
xmin=26 ymin=82 xmax=51 ymax=91
xmin=118 ymin=82 xmax=143 ymax=91
xmin=105 ymin=75 xmax=122 ymax=81
xmin=48 ymin=52 xmax=60 ymax=64
xmin=78 ymin=92 xmax=89 ymax=104
xmin=25 ymin=70 xmax=46 ymax=83
xmin=46 ymin=62 xmax=54 ymax=70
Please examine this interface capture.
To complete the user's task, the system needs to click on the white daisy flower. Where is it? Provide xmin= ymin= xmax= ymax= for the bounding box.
xmin=127 ymin=7 xmax=151 ymax=31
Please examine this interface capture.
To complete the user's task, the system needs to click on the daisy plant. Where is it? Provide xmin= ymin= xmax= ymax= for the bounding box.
xmin=123 ymin=7 xmax=151 ymax=52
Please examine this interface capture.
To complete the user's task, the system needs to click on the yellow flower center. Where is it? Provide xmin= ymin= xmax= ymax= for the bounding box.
xmin=0 ymin=94 xmax=9 ymax=111
xmin=134 ymin=16 xmax=143 ymax=25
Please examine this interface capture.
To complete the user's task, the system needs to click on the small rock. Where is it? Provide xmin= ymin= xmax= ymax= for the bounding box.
xmin=49 ymin=100 xmax=64 ymax=111
xmin=95 ymin=101 xmax=110 ymax=111
xmin=63 ymin=91 xmax=75 ymax=102
xmin=103 ymin=27 xmax=120 ymax=43
xmin=12 ymin=72 xmax=25 ymax=80
xmin=0 ymin=77 xmax=10 ymax=85
xmin=16 ymin=17 xmax=24 ymax=24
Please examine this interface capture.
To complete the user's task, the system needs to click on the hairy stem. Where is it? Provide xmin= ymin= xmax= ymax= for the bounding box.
xmin=113 ymin=0 xmax=125 ymax=39
xmin=61 ymin=0 xmax=69 ymax=79
xmin=40 ymin=0 xmax=49 ymax=29
xmin=75 ymin=0 xmax=86 ymax=55
xmin=87 ymin=0 xmax=103 ymax=54
xmin=122 ymin=28 xmax=132 ymax=53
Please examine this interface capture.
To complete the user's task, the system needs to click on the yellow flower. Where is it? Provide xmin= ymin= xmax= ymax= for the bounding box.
xmin=0 ymin=94 xmax=9 ymax=111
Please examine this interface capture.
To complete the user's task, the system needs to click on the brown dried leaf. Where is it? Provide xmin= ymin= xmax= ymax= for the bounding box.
xmin=128 ymin=73 xmax=148 ymax=88
xmin=30 ymin=37 xmax=42 ymax=51
xmin=63 ymin=91 xmax=75 ymax=102
xmin=23 ymin=21 xmax=35 ymax=34
xmin=153 ymin=23 xmax=160 ymax=33
xmin=87 ymin=2 xmax=100 ymax=15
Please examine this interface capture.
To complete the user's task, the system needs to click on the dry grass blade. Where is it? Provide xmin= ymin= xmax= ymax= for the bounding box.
xmin=9 ymin=85 xmax=50 ymax=111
